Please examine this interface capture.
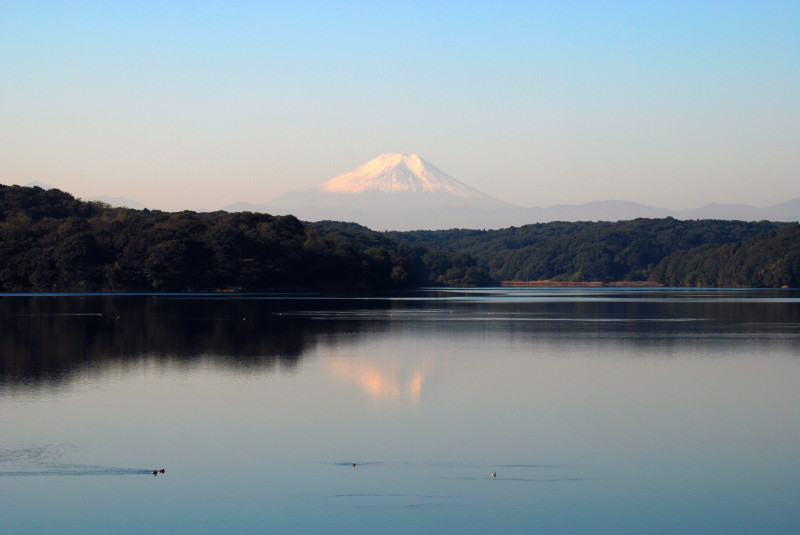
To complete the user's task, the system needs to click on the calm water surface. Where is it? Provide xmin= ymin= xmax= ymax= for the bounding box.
xmin=2 ymin=288 xmax=799 ymax=534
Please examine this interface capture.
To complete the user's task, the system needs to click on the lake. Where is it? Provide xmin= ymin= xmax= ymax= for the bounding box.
xmin=2 ymin=288 xmax=800 ymax=534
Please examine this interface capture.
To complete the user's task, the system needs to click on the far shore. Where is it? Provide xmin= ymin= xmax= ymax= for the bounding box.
xmin=500 ymin=280 xmax=663 ymax=287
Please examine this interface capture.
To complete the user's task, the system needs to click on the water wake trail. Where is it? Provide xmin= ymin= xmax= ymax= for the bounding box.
xmin=0 ymin=445 xmax=158 ymax=476
xmin=0 ymin=465 xmax=155 ymax=476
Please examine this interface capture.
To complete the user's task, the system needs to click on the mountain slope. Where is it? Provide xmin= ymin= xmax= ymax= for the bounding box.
xmin=268 ymin=153 xmax=509 ymax=211
xmin=320 ymin=153 xmax=486 ymax=196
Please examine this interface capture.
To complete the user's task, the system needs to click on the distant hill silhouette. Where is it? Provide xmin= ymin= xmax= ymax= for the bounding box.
xmin=226 ymin=153 xmax=799 ymax=230
xmin=226 ymin=198 xmax=800 ymax=231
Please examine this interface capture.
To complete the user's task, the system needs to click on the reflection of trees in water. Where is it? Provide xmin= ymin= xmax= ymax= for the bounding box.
xmin=0 ymin=296 xmax=383 ymax=389
xmin=3 ymin=291 xmax=798 ymax=389
xmin=456 ymin=299 xmax=800 ymax=354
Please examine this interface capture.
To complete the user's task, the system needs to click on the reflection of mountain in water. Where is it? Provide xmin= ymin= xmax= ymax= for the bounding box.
xmin=329 ymin=357 xmax=430 ymax=404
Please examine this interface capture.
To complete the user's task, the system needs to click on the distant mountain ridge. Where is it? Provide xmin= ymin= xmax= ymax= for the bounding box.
xmin=17 ymin=156 xmax=800 ymax=229
xmin=86 ymin=195 xmax=148 ymax=210
xmin=226 ymin=153 xmax=799 ymax=229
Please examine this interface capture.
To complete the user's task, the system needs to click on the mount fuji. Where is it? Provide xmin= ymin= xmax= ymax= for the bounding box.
xmin=224 ymin=153 xmax=517 ymax=229
xmin=266 ymin=153 xmax=508 ymax=211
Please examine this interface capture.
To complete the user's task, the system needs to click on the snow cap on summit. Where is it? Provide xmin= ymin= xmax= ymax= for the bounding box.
xmin=320 ymin=153 xmax=484 ymax=197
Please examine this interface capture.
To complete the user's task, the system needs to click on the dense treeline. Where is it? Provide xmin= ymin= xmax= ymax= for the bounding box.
xmin=388 ymin=219 xmax=800 ymax=287
xmin=0 ymin=185 xmax=484 ymax=292
xmin=2 ymin=184 xmax=798 ymax=290
xmin=654 ymin=226 xmax=800 ymax=287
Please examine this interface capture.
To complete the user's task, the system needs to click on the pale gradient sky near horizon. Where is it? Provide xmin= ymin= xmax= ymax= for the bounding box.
xmin=2 ymin=1 xmax=798 ymax=212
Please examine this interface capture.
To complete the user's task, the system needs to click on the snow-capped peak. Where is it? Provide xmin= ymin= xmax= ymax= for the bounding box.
xmin=319 ymin=153 xmax=484 ymax=198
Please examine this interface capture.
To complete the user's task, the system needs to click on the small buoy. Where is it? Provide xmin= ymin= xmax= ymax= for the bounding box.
xmin=491 ymin=472 xmax=496 ymax=478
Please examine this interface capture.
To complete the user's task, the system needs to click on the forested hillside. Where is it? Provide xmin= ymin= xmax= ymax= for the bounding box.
xmin=0 ymin=185 xmax=483 ymax=292
xmin=2 ymin=184 xmax=798 ymax=290
xmin=388 ymin=219 xmax=800 ymax=287
xmin=654 ymin=225 xmax=800 ymax=287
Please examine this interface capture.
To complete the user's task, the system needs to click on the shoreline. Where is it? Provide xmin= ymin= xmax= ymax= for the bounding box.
xmin=500 ymin=280 xmax=663 ymax=287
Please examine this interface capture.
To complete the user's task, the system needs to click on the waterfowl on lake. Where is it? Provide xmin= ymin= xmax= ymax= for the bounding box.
xmin=491 ymin=472 xmax=496 ymax=478
xmin=352 ymin=462 xmax=356 ymax=467
xmin=159 ymin=469 xmax=165 ymax=473
xmin=152 ymin=470 xmax=158 ymax=475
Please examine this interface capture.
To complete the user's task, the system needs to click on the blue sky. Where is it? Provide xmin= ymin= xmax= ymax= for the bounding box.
xmin=2 ymin=1 xmax=798 ymax=211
